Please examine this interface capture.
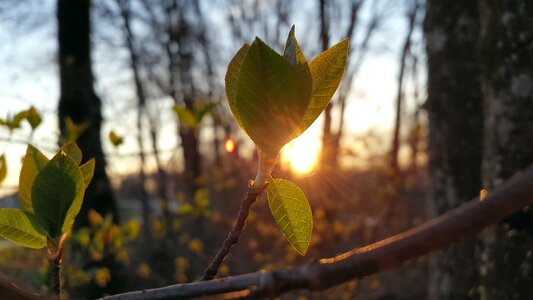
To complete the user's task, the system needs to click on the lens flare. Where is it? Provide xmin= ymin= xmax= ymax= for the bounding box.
xmin=225 ymin=137 xmax=236 ymax=154
xmin=282 ymin=131 xmax=320 ymax=174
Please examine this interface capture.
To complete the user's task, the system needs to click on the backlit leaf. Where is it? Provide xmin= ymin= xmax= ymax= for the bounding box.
xmin=19 ymin=145 xmax=49 ymax=213
xmin=283 ymin=25 xmax=306 ymax=66
xmin=32 ymin=151 xmax=84 ymax=238
xmin=293 ymin=39 xmax=349 ymax=137
xmin=60 ymin=142 xmax=82 ymax=165
xmin=227 ymin=38 xmax=312 ymax=154
xmin=0 ymin=155 xmax=6 ymax=186
xmin=266 ymin=178 xmax=313 ymax=255
xmin=172 ymin=104 xmax=198 ymax=129
xmin=0 ymin=208 xmax=46 ymax=249
xmin=80 ymin=158 xmax=95 ymax=188
xmin=225 ymin=43 xmax=250 ymax=132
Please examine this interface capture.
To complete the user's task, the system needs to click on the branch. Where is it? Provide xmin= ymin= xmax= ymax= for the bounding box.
xmin=200 ymin=182 xmax=266 ymax=280
xmin=101 ymin=164 xmax=533 ymax=300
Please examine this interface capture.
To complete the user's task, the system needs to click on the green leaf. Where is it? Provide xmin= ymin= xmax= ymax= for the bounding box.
xmin=266 ymin=178 xmax=313 ymax=255
xmin=32 ymin=151 xmax=85 ymax=238
xmin=0 ymin=208 xmax=46 ymax=249
xmin=109 ymin=130 xmax=124 ymax=147
xmin=172 ymin=104 xmax=198 ymax=129
xmin=292 ymin=39 xmax=350 ymax=138
xmin=225 ymin=43 xmax=250 ymax=132
xmin=25 ymin=106 xmax=42 ymax=130
xmin=283 ymin=25 xmax=307 ymax=66
xmin=60 ymin=142 xmax=82 ymax=165
xmin=227 ymin=38 xmax=312 ymax=154
xmin=0 ymin=155 xmax=6 ymax=186
xmin=19 ymin=145 xmax=49 ymax=213
xmin=80 ymin=158 xmax=95 ymax=188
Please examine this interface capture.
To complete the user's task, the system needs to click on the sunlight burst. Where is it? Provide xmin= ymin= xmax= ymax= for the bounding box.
xmin=282 ymin=130 xmax=321 ymax=174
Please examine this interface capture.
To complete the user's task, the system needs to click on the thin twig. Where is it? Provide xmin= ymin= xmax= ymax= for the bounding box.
xmin=101 ymin=164 xmax=533 ymax=300
xmin=47 ymin=235 xmax=66 ymax=298
xmin=200 ymin=181 xmax=266 ymax=280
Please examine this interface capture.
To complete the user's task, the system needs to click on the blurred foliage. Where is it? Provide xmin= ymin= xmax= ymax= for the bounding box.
xmin=108 ymin=130 xmax=124 ymax=148
xmin=0 ymin=117 xmax=430 ymax=299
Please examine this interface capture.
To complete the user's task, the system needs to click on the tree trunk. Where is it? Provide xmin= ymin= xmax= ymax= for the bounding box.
xmin=477 ymin=1 xmax=533 ymax=299
xmin=57 ymin=0 xmax=119 ymax=226
xmin=425 ymin=0 xmax=483 ymax=298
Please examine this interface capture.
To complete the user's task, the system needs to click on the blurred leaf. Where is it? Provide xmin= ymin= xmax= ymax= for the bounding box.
xmin=0 ymin=114 xmax=21 ymax=130
xmin=0 ymin=155 xmax=6 ymax=186
xmin=266 ymin=178 xmax=313 ymax=255
xmin=0 ymin=208 xmax=46 ymax=249
xmin=88 ymin=209 xmax=103 ymax=227
xmin=196 ymin=102 xmax=215 ymax=122
xmin=80 ymin=158 xmax=95 ymax=188
xmin=292 ymin=39 xmax=349 ymax=138
xmin=25 ymin=106 xmax=42 ymax=130
xmin=108 ymin=130 xmax=124 ymax=147
xmin=19 ymin=145 xmax=49 ymax=213
xmin=60 ymin=142 xmax=82 ymax=165
xmin=172 ymin=104 xmax=198 ymax=129
xmin=32 ymin=151 xmax=85 ymax=238
xmin=11 ymin=111 xmax=25 ymax=129
xmin=226 ymin=38 xmax=312 ymax=154
xmin=62 ymin=117 xmax=88 ymax=144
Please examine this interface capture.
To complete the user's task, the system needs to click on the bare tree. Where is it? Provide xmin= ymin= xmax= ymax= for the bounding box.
xmin=319 ymin=0 xmax=385 ymax=169
xmin=114 ymin=0 xmax=151 ymax=238
xmin=57 ymin=0 xmax=119 ymax=226
xmin=389 ymin=0 xmax=420 ymax=173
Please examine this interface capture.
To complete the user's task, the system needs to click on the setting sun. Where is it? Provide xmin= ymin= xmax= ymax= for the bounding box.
xmin=282 ymin=129 xmax=321 ymax=174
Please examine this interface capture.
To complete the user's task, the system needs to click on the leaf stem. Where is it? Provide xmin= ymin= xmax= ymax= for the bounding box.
xmin=254 ymin=149 xmax=278 ymax=189
xmin=200 ymin=181 xmax=267 ymax=281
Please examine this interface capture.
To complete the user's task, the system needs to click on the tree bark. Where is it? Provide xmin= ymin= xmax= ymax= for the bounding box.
xmin=424 ymin=0 xmax=483 ymax=298
xmin=477 ymin=1 xmax=533 ymax=299
xmin=57 ymin=0 xmax=119 ymax=226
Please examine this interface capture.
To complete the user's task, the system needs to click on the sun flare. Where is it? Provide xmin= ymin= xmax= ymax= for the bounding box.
xmin=282 ymin=130 xmax=321 ymax=174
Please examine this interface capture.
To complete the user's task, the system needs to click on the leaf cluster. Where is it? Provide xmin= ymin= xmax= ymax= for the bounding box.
xmin=225 ymin=26 xmax=349 ymax=255
xmin=0 ymin=143 xmax=94 ymax=248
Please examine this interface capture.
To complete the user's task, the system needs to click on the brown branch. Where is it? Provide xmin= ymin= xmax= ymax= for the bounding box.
xmin=101 ymin=164 xmax=533 ymax=300
xmin=199 ymin=182 xmax=266 ymax=281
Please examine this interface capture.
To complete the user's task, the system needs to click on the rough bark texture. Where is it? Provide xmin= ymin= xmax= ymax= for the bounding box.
xmin=477 ymin=1 xmax=533 ymax=299
xmin=57 ymin=0 xmax=119 ymax=226
xmin=424 ymin=0 xmax=483 ymax=298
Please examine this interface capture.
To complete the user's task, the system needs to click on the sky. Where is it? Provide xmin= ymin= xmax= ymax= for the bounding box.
xmin=0 ymin=0 xmax=425 ymax=197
